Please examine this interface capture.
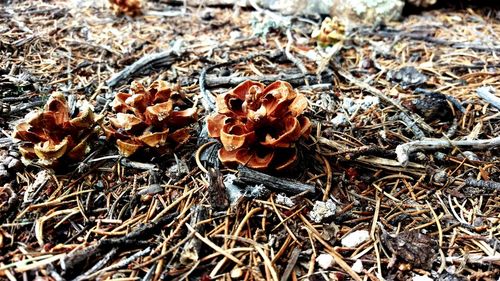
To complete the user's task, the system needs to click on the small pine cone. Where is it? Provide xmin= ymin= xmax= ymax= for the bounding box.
xmin=103 ymin=80 xmax=198 ymax=157
xmin=311 ymin=17 xmax=346 ymax=47
xmin=12 ymin=93 xmax=98 ymax=167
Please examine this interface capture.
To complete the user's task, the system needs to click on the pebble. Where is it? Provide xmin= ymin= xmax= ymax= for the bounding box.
xmin=462 ymin=151 xmax=479 ymax=161
xmin=309 ymin=199 xmax=337 ymax=223
xmin=331 ymin=113 xmax=348 ymax=128
xmin=412 ymin=274 xmax=433 ymax=281
xmin=341 ymin=230 xmax=370 ymax=248
xmin=275 ymin=193 xmax=294 ymax=207
xmin=316 ymin=253 xmax=335 ymax=269
xmin=433 ymin=170 xmax=448 ymax=184
xmin=351 ymin=259 xmax=363 ymax=273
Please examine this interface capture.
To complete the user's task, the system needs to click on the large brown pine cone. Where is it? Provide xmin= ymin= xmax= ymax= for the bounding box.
xmin=207 ymin=80 xmax=311 ymax=171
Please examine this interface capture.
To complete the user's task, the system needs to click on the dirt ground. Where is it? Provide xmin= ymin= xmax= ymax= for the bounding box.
xmin=0 ymin=1 xmax=499 ymax=280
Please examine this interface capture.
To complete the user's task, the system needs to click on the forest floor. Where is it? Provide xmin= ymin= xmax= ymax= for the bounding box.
xmin=0 ymin=1 xmax=499 ymax=280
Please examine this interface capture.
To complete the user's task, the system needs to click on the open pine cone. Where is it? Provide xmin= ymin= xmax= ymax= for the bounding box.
xmin=207 ymin=81 xmax=311 ymax=171
xmin=109 ymin=0 xmax=142 ymax=16
xmin=311 ymin=17 xmax=345 ymax=47
xmin=103 ymin=80 xmax=197 ymax=157
xmin=12 ymin=93 xmax=97 ymax=166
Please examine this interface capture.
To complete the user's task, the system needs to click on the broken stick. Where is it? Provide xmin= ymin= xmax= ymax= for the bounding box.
xmin=107 ymin=47 xmax=184 ymax=87
xmin=336 ymin=68 xmax=435 ymax=134
xmin=477 ymin=86 xmax=500 ymax=110
xmin=237 ymin=166 xmax=315 ymax=195
xmin=396 ymin=136 xmax=500 ymax=166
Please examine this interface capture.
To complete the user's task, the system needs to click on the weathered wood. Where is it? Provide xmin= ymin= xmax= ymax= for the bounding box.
xmin=205 ymin=72 xmax=332 ymax=88
xmin=207 ymin=167 xmax=229 ymax=210
xmin=107 ymin=49 xmax=183 ymax=88
xmin=396 ymin=136 xmax=500 ymax=166
xmin=237 ymin=166 xmax=315 ymax=195
xmin=180 ymin=205 xmax=207 ymax=265
xmin=477 ymin=86 xmax=500 ymax=110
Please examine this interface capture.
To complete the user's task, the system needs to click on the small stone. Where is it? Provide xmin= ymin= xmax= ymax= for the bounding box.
xmin=412 ymin=274 xmax=433 ymax=281
xmin=331 ymin=113 xmax=348 ymax=128
xmin=341 ymin=230 xmax=370 ymax=248
xmin=2 ymin=156 xmax=13 ymax=166
xmin=351 ymin=259 xmax=363 ymax=273
xmin=7 ymin=158 xmax=22 ymax=170
xmin=275 ymin=193 xmax=294 ymax=207
xmin=8 ymin=150 xmax=20 ymax=158
xmin=360 ymin=96 xmax=379 ymax=111
xmin=433 ymin=170 xmax=448 ymax=184
xmin=387 ymin=66 xmax=427 ymax=89
xmin=0 ymin=167 xmax=9 ymax=179
xmin=462 ymin=151 xmax=480 ymax=161
xmin=230 ymin=267 xmax=244 ymax=279
xmin=415 ymin=152 xmax=427 ymax=162
xmin=434 ymin=152 xmax=447 ymax=161
xmin=200 ymin=9 xmax=215 ymax=21
xmin=316 ymin=253 xmax=335 ymax=269
xmin=229 ymin=30 xmax=243 ymax=41
xmin=309 ymin=199 xmax=337 ymax=223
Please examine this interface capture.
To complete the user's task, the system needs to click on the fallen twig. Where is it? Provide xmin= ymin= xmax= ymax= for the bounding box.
xmin=205 ymin=72 xmax=332 ymax=88
xmin=107 ymin=46 xmax=184 ymax=87
xmin=285 ymin=27 xmax=307 ymax=75
xmin=61 ymin=212 xmax=178 ymax=275
xmin=73 ymin=248 xmax=118 ymax=281
xmin=336 ymin=68 xmax=435 ymax=134
xmin=396 ymin=136 xmax=500 ymax=166
xmin=180 ymin=205 xmax=207 ymax=265
xmin=477 ymin=86 xmax=500 ymax=110
xmin=237 ymin=166 xmax=315 ymax=194
xmin=389 ymin=112 xmax=426 ymax=140
xmin=464 ymin=178 xmax=500 ymax=191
